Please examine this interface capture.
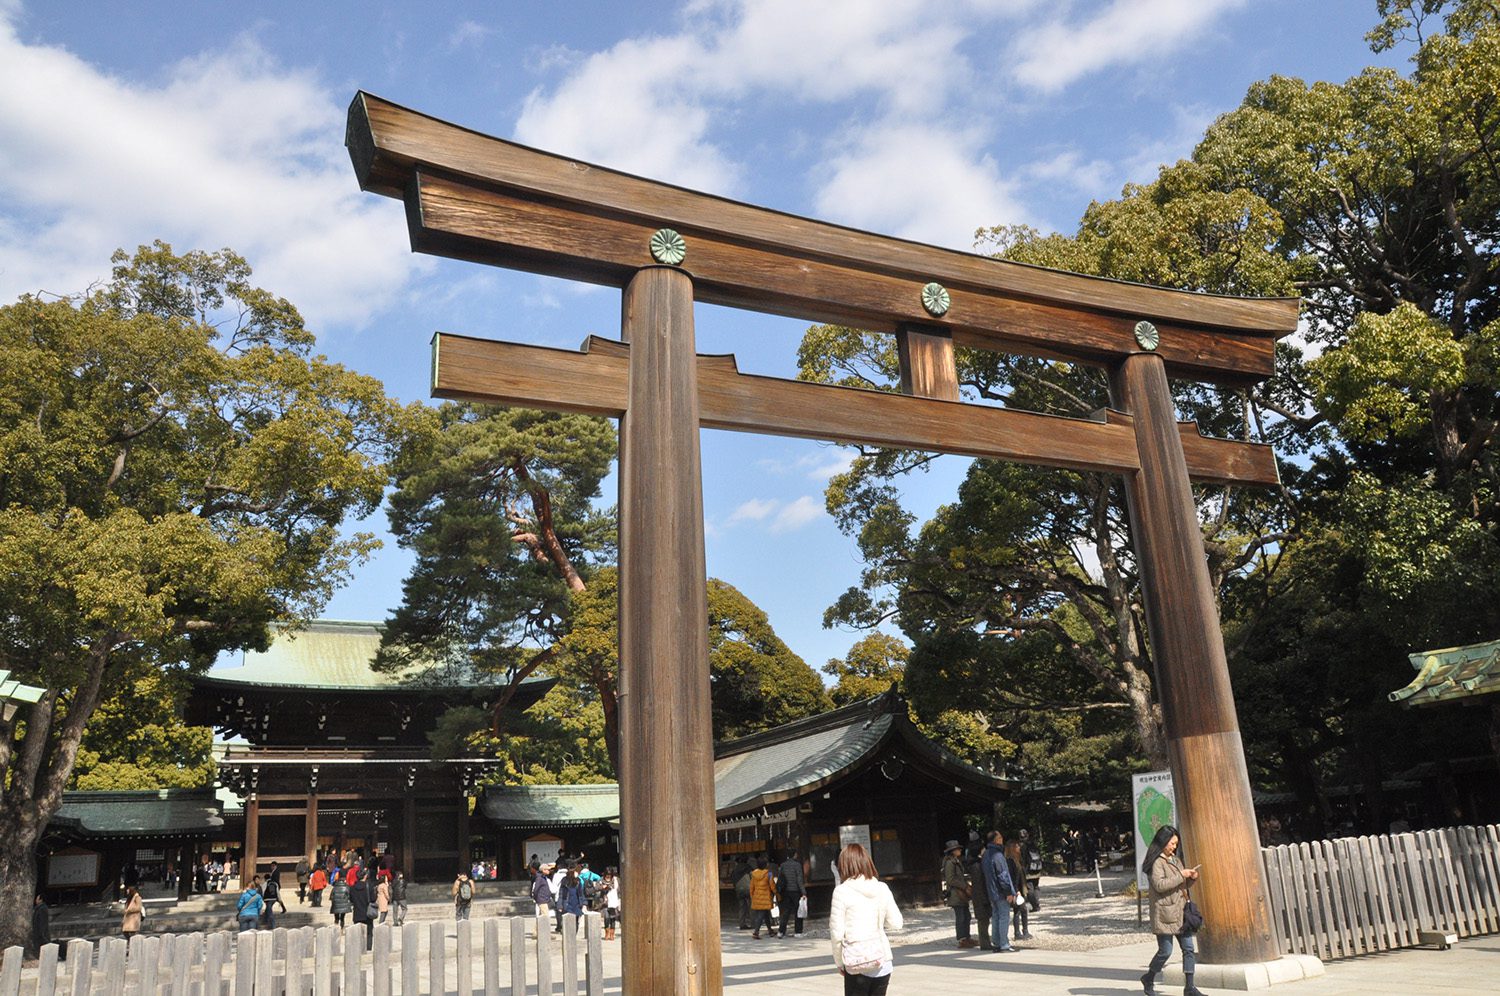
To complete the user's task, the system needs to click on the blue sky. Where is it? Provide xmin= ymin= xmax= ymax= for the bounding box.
xmin=0 ymin=1 xmax=1404 ymax=673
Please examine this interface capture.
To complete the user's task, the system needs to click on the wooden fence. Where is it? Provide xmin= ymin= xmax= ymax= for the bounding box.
xmin=1261 ymin=824 xmax=1500 ymax=961
xmin=0 ymin=913 xmax=606 ymax=996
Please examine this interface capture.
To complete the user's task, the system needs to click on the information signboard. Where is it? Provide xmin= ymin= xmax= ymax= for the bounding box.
xmin=838 ymin=824 xmax=871 ymax=854
xmin=47 ymin=849 xmax=102 ymax=888
xmin=1131 ymin=770 xmax=1177 ymax=890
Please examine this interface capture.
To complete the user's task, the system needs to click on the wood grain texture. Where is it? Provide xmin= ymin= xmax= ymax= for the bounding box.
xmin=1110 ymin=352 xmax=1277 ymax=965
xmin=896 ymin=325 xmax=959 ymax=401
xmin=616 ymin=267 xmax=723 ymax=995
xmin=408 ymin=170 xmax=1278 ymax=384
xmin=431 ymin=333 xmax=1279 ymax=485
xmin=349 ymin=93 xmax=1298 ymax=340
xmin=1172 ymin=730 xmax=1279 ymax=964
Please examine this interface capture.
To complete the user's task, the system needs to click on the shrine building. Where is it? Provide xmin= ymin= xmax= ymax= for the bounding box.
xmin=184 ymin=619 xmax=554 ymax=881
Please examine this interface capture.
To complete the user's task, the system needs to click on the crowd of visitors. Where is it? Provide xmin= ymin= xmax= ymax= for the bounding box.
xmin=526 ymin=851 xmax=620 ymax=939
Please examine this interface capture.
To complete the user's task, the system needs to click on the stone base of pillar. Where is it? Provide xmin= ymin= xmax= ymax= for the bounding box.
xmin=1162 ymin=954 xmax=1324 ymax=990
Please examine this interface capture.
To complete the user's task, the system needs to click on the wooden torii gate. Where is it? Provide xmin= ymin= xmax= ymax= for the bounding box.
xmin=347 ymin=92 xmax=1297 ymax=991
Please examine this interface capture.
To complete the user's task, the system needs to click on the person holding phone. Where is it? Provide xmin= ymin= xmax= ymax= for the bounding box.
xmin=1140 ymin=825 xmax=1204 ymax=996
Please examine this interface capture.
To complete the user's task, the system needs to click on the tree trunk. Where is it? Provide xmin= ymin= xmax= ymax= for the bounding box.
xmin=0 ymin=808 xmax=43 ymax=952
xmin=1124 ymin=666 xmax=1168 ymax=768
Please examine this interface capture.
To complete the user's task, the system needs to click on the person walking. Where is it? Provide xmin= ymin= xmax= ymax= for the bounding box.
xmin=748 ymin=856 xmax=777 ymax=939
xmin=121 ymin=886 xmax=144 ymax=945
xmin=980 ymin=830 xmax=1017 ymax=953
xmin=454 ymin=871 xmax=474 ymax=921
xmin=392 ymin=870 xmax=409 ymax=926
xmin=963 ymin=833 xmax=993 ymax=950
xmin=1004 ymin=839 xmax=1031 ymax=941
xmin=602 ymin=868 xmax=620 ymax=941
xmin=530 ymin=861 xmax=553 ymax=919
xmin=261 ymin=875 xmax=286 ymax=929
xmin=296 ymin=856 xmax=311 ymax=903
xmin=556 ymin=867 xmax=585 ymax=931
xmin=329 ymin=874 xmax=351 ymax=928
xmin=236 ymin=877 xmax=264 ymax=933
xmin=733 ymin=857 xmax=753 ymax=930
xmin=1141 ymin=825 xmax=1204 ymax=996
xmin=1020 ymin=829 xmax=1043 ymax=911
xmin=778 ymin=850 xmax=807 ymax=936
xmin=828 ymin=842 xmax=903 ymax=996
xmin=376 ymin=875 xmax=391 ymax=924
xmin=549 ymin=861 xmax=569 ymax=933
xmin=29 ymin=894 xmax=50 ymax=959
xmin=350 ymin=875 xmax=374 ymax=950
xmin=941 ymin=840 xmax=976 ymax=948
xmin=309 ymin=864 xmax=328 ymax=908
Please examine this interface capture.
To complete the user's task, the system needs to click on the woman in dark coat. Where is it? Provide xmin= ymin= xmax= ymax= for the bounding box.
xmin=329 ymin=875 xmax=352 ymax=928
xmin=350 ymin=877 xmax=374 ymax=949
xmin=556 ymin=868 xmax=585 ymax=931
xmin=1140 ymin=825 xmax=1203 ymax=996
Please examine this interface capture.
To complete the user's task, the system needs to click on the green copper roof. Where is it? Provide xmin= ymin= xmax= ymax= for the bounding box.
xmin=52 ymin=788 xmax=224 ymax=839
xmin=478 ymin=694 xmax=1011 ymax=828
xmin=202 ymin=619 xmax=521 ymax=690
xmin=479 ymin=784 xmax=622 ymax=828
xmin=1389 ymin=638 xmax=1500 ymax=707
xmin=0 ymin=669 xmax=46 ymax=705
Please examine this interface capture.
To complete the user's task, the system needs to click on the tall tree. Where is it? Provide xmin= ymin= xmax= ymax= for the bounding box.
xmin=374 ymin=403 xmax=619 ymax=755
xmin=0 ymin=243 xmax=414 ymax=950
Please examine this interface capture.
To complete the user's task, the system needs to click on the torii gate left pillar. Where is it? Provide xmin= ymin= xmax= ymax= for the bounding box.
xmin=616 ymin=265 xmax=721 ymax=992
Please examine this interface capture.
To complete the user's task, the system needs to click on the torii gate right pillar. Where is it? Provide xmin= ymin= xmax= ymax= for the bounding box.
xmin=1111 ymin=351 xmax=1278 ymax=965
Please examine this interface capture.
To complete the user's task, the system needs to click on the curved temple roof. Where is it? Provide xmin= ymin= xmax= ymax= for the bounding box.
xmin=1390 ymin=638 xmax=1500 ymax=706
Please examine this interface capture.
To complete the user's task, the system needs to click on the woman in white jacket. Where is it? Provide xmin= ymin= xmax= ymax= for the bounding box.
xmin=828 ymin=842 xmax=904 ymax=995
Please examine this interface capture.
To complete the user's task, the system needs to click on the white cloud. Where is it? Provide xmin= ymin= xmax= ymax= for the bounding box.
xmin=0 ymin=12 xmax=419 ymax=332
xmin=814 ymin=120 xmax=1033 ymax=248
xmin=728 ymin=497 xmax=779 ymax=523
xmin=513 ymin=0 xmax=1038 ymax=200
xmin=725 ymin=493 xmax=825 ymax=533
xmin=447 ymin=20 xmax=491 ymax=50
xmin=771 ymin=495 xmax=824 ymax=533
xmin=1009 ymin=0 xmax=1246 ymax=93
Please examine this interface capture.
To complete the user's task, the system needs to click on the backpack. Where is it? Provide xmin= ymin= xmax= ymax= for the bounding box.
xmin=1027 ymin=846 xmax=1043 ymax=875
xmin=459 ymin=879 xmax=473 ymax=901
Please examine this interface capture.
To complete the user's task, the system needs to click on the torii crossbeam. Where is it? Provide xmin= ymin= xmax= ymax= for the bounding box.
xmin=348 ymin=92 xmax=1295 ymax=992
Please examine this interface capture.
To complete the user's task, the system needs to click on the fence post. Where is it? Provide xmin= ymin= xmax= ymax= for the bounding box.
xmin=426 ymin=923 xmax=443 ymax=996
xmin=456 ymin=918 xmax=472 ymax=996
xmin=584 ymin=913 xmax=604 ymax=996
xmin=37 ymin=943 xmax=60 ymax=996
xmin=312 ymin=927 xmax=335 ymax=996
xmin=286 ymin=927 xmax=307 ymax=996
xmin=508 ymin=919 xmax=525 ymax=996
xmin=560 ymin=916 xmax=577 ymax=995
xmin=341 ymin=926 xmax=364 ymax=996
xmin=370 ymin=925 xmax=389 ymax=996
xmin=1 ymin=945 xmax=23 ymax=996
xmin=100 ymin=937 xmax=127 ymax=996
xmin=481 ymin=919 xmax=499 ymax=996
xmin=533 ymin=914 xmax=551 ymax=996
xmin=399 ymin=925 xmax=418 ymax=996
xmin=68 ymin=939 xmax=93 ymax=996
xmin=203 ymin=932 xmax=228 ymax=996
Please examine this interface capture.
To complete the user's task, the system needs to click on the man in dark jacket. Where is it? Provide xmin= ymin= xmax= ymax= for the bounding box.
xmin=350 ymin=877 xmax=374 ymax=949
xmin=981 ymin=830 xmax=1017 ymax=952
xmin=777 ymin=851 xmax=807 ymax=936
xmin=963 ymin=833 xmax=993 ymax=950
xmin=29 ymin=894 xmax=50 ymax=958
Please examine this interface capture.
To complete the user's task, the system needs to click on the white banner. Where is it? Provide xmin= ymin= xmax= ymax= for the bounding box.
xmin=1131 ymin=770 xmax=1177 ymax=890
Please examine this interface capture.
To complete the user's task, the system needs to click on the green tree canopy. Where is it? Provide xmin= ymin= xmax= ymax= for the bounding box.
xmin=0 ymin=242 xmax=417 ymax=949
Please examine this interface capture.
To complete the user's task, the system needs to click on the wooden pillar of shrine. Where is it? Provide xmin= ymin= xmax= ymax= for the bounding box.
xmin=458 ymin=798 xmax=472 ymax=870
xmin=402 ymin=792 xmax=416 ymax=879
xmin=1109 ymin=352 xmax=1277 ymax=965
xmin=304 ymin=794 xmax=319 ymax=864
xmin=243 ymin=797 xmax=260 ymax=886
xmin=617 ymin=265 xmax=722 ymax=994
